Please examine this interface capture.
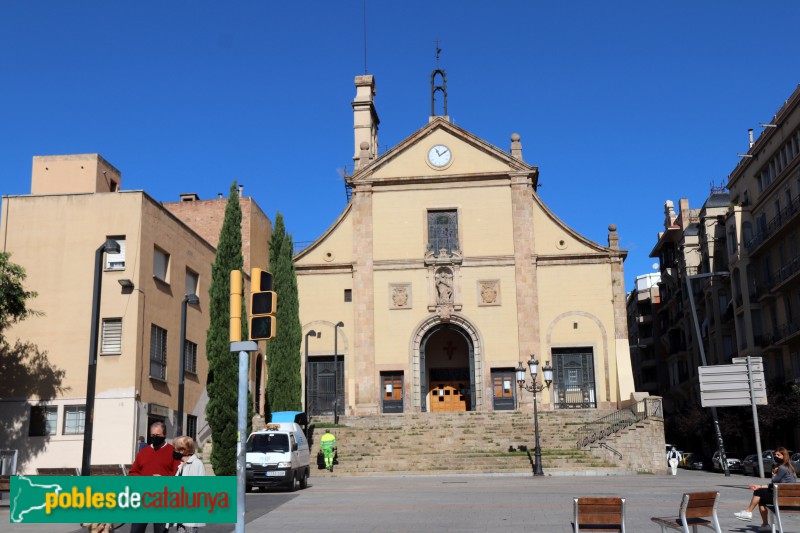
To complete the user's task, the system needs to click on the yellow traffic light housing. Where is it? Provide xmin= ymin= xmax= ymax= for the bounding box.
xmin=250 ymin=268 xmax=277 ymax=341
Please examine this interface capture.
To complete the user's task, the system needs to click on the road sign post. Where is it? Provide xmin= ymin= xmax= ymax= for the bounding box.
xmin=699 ymin=356 xmax=767 ymax=478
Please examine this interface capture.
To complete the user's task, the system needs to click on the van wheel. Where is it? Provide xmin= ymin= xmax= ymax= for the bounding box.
xmin=287 ymin=472 xmax=298 ymax=492
xmin=300 ymin=469 xmax=309 ymax=489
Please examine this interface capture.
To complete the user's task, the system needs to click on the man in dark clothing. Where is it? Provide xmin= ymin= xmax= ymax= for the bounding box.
xmin=128 ymin=422 xmax=181 ymax=533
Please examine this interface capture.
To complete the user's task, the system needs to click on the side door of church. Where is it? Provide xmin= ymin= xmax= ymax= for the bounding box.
xmin=491 ymin=369 xmax=516 ymax=411
xmin=381 ymin=373 xmax=404 ymax=414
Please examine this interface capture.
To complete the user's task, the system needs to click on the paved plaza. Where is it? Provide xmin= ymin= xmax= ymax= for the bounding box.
xmin=2 ymin=470 xmax=794 ymax=532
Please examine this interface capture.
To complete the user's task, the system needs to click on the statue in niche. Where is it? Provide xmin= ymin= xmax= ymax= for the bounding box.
xmin=480 ymin=282 xmax=498 ymax=304
xmin=435 ymin=268 xmax=454 ymax=304
xmin=392 ymin=286 xmax=409 ymax=308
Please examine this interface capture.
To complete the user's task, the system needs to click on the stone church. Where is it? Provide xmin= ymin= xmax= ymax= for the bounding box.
xmin=296 ymin=73 xmax=636 ymax=417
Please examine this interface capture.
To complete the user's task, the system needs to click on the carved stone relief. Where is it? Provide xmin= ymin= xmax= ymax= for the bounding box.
xmin=477 ymin=280 xmax=501 ymax=306
xmin=389 ymin=283 xmax=411 ymax=309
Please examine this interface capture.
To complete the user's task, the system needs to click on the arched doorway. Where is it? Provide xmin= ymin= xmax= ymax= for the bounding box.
xmin=420 ymin=324 xmax=475 ymax=412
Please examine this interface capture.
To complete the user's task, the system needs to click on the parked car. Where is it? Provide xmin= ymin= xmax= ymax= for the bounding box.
xmin=757 ymin=450 xmax=778 ymax=478
xmin=686 ymin=454 xmax=710 ymax=471
xmin=742 ymin=454 xmax=760 ymax=476
xmin=712 ymin=451 xmax=743 ymax=473
xmin=792 ymin=452 xmax=800 ymax=473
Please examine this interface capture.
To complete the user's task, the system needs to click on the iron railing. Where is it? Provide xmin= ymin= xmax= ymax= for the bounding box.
xmin=576 ymin=397 xmax=663 ymax=449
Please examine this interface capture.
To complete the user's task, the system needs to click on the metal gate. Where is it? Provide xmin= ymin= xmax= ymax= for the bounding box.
xmin=307 ymin=357 xmax=344 ymax=416
xmin=552 ymin=349 xmax=596 ymax=409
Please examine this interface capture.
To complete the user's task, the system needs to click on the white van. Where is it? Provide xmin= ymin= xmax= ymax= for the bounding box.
xmin=245 ymin=422 xmax=310 ymax=491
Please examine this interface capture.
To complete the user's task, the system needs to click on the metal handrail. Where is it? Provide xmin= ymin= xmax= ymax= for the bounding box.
xmin=575 ymin=398 xmax=663 ymax=449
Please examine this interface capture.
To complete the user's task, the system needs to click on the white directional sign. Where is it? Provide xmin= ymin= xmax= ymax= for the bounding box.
xmin=699 ymin=358 xmax=767 ymax=407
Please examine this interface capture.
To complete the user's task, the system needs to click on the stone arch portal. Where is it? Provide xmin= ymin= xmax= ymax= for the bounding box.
xmin=410 ymin=314 xmax=484 ymax=413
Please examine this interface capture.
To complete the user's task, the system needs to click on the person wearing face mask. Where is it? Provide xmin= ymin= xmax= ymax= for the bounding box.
xmin=734 ymin=446 xmax=797 ymax=531
xmin=128 ymin=421 xmax=181 ymax=533
xmin=170 ymin=436 xmax=206 ymax=533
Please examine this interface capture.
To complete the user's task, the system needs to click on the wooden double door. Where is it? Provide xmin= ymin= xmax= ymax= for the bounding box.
xmin=428 ymin=381 xmax=469 ymax=412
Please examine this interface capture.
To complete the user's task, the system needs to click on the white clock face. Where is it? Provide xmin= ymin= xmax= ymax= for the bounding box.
xmin=427 ymin=144 xmax=452 ymax=168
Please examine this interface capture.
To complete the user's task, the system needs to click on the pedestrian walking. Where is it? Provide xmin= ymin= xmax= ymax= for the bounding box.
xmin=320 ymin=429 xmax=337 ymax=472
xmin=667 ymin=446 xmax=681 ymax=476
xmin=171 ymin=436 xmax=206 ymax=533
xmin=734 ymin=446 xmax=797 ymax=531
xmin=136 ymin=436 xmax=148 ymax=453
xmin=128 ymin=421 xmax=181 ymax=533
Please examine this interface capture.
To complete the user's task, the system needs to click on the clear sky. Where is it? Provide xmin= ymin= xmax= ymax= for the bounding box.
xmin=1 ymin=1 xmax=798 ymax=287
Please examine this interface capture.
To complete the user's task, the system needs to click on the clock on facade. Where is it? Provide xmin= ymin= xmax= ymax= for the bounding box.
xmin=427 ymin=144 xmax=452 ymax=168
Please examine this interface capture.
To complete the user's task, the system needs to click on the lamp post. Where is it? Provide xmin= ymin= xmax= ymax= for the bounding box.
xmin=516 ymin=355 xmax=553 ymax=477
xmin=685 ymin=271 xmax=733 ymax=477
xmin=333 ymin=321 xmax=344 ymax=425
xmin=176 ymin=293 xmax=200 ymax=437
xmin=81 ymin=238 xmax=121 ymax=476
xmin=304 ymin=330 xmax=319 ymax=415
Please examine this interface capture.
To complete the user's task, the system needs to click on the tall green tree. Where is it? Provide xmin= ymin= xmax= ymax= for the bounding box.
xmin=266 ymin=213 xmax=302 ymax=412
xmin=205 ymin=182 xmax=244 ymax=475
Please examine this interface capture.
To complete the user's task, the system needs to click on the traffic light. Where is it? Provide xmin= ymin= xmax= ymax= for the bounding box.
xmin=250 ymin=268 xmax=277 ymax=341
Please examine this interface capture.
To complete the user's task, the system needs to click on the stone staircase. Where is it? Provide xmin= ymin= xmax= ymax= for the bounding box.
xmin=305 ymin=410 xmax=634 ymax=477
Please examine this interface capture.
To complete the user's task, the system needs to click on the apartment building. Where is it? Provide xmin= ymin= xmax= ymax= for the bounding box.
xmin=0 ymin=154 xmax=215 ymax=474
xmin=726 ymin=84 xmax=800 ymax=384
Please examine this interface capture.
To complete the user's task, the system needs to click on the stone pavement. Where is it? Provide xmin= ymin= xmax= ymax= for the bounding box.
xmin=2 ymin=470 xmax=794 ymax=532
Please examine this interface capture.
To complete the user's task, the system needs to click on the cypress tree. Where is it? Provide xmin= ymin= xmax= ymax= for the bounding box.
xmin=266 ymin=213 xmax=302 ymax=412
xmin=205 ymin=182 xmax=243 ymax=475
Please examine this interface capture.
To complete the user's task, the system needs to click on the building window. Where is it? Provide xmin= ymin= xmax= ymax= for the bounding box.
xmin=150 ymin=324 xmax=168 ymax=380
xmin=427 ymin=209 xmax=459 ymax=255
xmin=105 ymin=237 xmax=126 ymax=270
xmin=184 ymin=340 xmax=198 ymax=374
xmin=153 ymin=247 xmax=170 ymax=282
xmin=344 ymin=289 xmax=352 ymax=302
xmin=101 ymin=318 xmax=122 ymax=355
xmin=63 ymin=405 xmax=86 ymax=435
xmin=185 ymin=269 xmax=199 ymax=297
xmin=186 ymin=415 xmax=197 ymax=440
xmin=29 ymin=405 xmax=57 ymax=436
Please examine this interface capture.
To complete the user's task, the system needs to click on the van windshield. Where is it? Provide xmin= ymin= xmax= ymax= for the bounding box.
xmin=247 ymin=433 xmax=289 ymax=453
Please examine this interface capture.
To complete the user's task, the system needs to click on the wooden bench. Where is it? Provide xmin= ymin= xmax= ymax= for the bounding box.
xmin=89 ymin=464 xmax=126 ymax=476
xmin=765 ymin=483 xmax=800 ymax=533
xmin=36 ymin=467 xmax=80 ymax=476
xmin=651 ymin=491 xmax=721 ymax=533
xmin=573 ymin=497 xmax=626 ymax=532
xmin=0 ymin=474 xmax=10 ymax=502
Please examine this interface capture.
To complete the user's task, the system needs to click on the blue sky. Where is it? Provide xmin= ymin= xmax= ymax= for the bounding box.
xmin=1 ymin=2 xmax=798 ymax=287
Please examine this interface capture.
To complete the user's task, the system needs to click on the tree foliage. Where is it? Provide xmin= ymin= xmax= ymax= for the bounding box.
xmin=266 ymin=213 xmax=302 ymax=412
xmin=205 ymin=183 xmax=244 ymax=476
xmin=0 ymin=252 xmax=38 ymax=339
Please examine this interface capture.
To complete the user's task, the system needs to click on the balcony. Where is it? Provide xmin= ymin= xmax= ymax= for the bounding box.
xmin=746 ymin=194 xmax=800 ymax=255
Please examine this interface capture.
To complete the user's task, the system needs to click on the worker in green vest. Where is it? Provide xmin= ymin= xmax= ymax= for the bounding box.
xmin=320 ymin=429 xmax=338 ymax=472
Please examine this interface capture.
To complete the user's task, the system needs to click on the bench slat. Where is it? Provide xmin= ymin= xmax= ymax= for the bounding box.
xmin=579 ymin=514 xmax=623 ymax=525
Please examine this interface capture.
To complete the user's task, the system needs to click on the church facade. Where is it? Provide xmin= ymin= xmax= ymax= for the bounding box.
xmin=296 ymin=75 xmax=636 ymax=416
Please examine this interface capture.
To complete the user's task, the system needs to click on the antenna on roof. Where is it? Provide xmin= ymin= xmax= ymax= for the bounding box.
xmin=362 ymin=0 xmax=368 ymax=74
xmin=435 ymin=39 xmax=442 ymax=67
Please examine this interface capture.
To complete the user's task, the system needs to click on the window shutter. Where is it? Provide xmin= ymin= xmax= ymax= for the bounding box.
xmin=101 ymin=319 xmax=122 ymax=354
xmin=105 ymin=238 xmax=126 ymax=270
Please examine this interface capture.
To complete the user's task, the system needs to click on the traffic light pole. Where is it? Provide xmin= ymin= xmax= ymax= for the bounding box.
xmin=230 ymin=342 xmax=255 ymax=533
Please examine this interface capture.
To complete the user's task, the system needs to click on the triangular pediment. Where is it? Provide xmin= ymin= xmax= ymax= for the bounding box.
xmin=351 ymin=117 xmax=535 ymax=183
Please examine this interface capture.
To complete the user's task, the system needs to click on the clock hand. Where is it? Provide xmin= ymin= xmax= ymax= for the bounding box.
xmin=435 ymin=149 xmax=442 ymax=157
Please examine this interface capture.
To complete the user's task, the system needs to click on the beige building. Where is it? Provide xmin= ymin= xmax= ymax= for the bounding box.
xmin=296 ymin=75 xmax=637 ymax=417
xmin=0 ymin=154 xmax=216 ymax=474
